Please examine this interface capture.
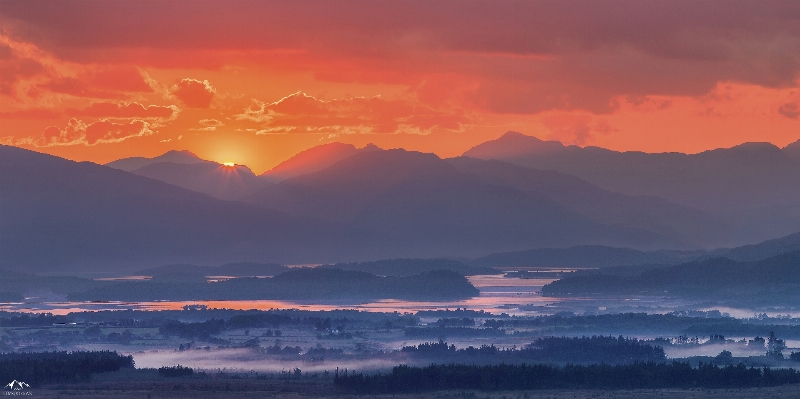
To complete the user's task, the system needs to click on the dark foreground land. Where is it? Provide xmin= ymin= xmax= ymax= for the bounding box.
xmin=6 ymin=352 xmax=800 ymax=399
xmin=25 ymin=381 xmax=800 ymax=399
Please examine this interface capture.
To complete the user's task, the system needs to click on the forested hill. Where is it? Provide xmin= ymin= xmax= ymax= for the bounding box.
xmin=541 ymin=250 xmax=800 ymax=304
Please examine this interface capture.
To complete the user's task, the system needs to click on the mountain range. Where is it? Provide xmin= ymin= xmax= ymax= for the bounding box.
xmin=464 ymin=131 xmax=800 ymax=245
xmin=245 ymin=149 xmax=722 ymax=254
xmin=3 ymin=131 xmax=800 ymax=273
xmin=0 ymin=145 xmax=377 ymax=272
xmin=107 ymin=150 xmax=270 ymax=201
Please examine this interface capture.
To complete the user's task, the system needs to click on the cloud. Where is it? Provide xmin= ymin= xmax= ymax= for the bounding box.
xmin=170 ymin=78 xmax=216 ymax=108
xmin=3 ymin=2 xmax=800 ymax=115
xmin=0 ymin=41 xmax=45 ymax=96
xmin=778 ymin=102 xmax=800 ymax=119
xmin=541 ymin=113 xmax=617 ymax=146
xmin=68 ymin=101 xmax=177 ymax=120
xmin=36 ymin=66 xmax=153 ymax=99
xmin=0 ymin=108 xmax=60 ymax=119
xmin=28 ymin=118 xmax=153 ymax=146
xmin=235 ymin=92 xmax=465 ymax=135
xmin=190 ymin=118 xmax=224 ymax=131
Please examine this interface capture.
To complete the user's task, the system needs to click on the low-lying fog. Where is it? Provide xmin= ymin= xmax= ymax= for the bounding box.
xmin=132 ymin=347 xmax=408 ymax=373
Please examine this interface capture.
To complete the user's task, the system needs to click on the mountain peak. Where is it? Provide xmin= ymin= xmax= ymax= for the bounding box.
xmin=106 ymin=150 xmax=209 ymax=171
xmin=261 ymin=142 xmax=364 ymax=182
xmin=783 ymin=139 xmax=800 ymax=158
xmin=362 ymin=143 xmax=382 ymax=151
xmin=463 ymin=131 xmax=565 ymax=160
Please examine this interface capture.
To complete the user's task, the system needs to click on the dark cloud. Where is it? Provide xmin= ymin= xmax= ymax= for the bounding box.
xmin=779 ymin=102 xmax=800 ymax=119
xmin=0 ymin=44 xmax=45 ymax=96
xmin=37 ymin=67 xmax=153 ymax=99
xmin=2 ymin=1 xmax=800 ymax=114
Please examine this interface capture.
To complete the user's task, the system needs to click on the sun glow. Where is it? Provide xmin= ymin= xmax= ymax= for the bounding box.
xmin=222 ymin=162 xmax=235 ymax=167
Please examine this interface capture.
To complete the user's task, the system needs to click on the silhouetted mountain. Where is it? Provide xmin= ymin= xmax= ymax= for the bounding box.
xmin=0 ymin=145 xmax=376 ymax=272
xmin=260 ymin=142 xmax=380 ymax=182
xmin=474 ymin=229 xmax=800 ymax=269
xmin=130 ymin=161 xmax=271 ymax=201
xmin=447 ymin=157 xmax=728 ymax=248
xmin=542 ymin=251 xmax=800 ymax=304
xmin=106 ymin=150 xmax=207 ymax=171
xmin=464 ymin=132 xmax=800 ymax=245
xmin=246 ymin=148 xmax=719 ymax=255
xmin=320 ymin=259 xmax=499 ymax=276
xmin=783 ymin=139 xmax=800 ymax=158
xmin=722 ymin=231 xmax=800 ymax=262
xmin=473 ymin=246 xmax=702 ymax=269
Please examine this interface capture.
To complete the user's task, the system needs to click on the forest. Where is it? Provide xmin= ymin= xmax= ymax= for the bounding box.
xmin=0 ymin=351 xmax=134 ymax=385
xmin=334 ymin=362 xmax=800 ymax=393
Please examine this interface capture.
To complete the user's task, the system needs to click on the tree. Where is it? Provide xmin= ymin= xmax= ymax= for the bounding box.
xmin=767 ymin=331 xmax=786 ymax=359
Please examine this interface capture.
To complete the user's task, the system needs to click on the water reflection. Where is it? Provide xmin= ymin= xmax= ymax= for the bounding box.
xmin=0 ymin=270 xmax=774 ymax=318
xmin=0 ymin=272 xmax=570 ymax=316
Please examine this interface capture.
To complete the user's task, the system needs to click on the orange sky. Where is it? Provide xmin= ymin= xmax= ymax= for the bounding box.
xmin=1 ymin=1 xmax=800 ymax=173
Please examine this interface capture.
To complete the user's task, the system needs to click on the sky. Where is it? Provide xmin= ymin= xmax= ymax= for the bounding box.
xmin=1 ymin=1 xmax=800 ymax=173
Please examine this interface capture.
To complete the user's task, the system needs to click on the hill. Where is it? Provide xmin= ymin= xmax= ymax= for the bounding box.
xmin=541 ymin=251 xmax=800 ymax=305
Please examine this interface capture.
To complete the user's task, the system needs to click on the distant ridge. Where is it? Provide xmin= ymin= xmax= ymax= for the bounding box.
xmin=246 ymin=147 xmax=728 ymax=255
xmin=541 ymin=250 xmax=800 ymax=304
xmin=464 ymin=132 xmax=800 ymax=246
xmin=135 ymin=262 xmax=289 ymax=277
xmin=106 ymin=150 xmax=208 ymax=171
xmin=474 ymin=228 xmax=800 ymax=269
xmin=107 ymin=150 xmax=271 ymax=201
xmin=320 ymin=258 xmax=499 ymax=276
xmin=783 ymin=139 xmax=800 ymax=158
xmin=0 ymin=144 xmax=376 ymax=272
xmin=463 ymin=131 xmax=566 ymax=159
xmin=261 ymin=142 xmax=380 ymax=182
xmin=130 ymin=161 xmax=271 ymax=201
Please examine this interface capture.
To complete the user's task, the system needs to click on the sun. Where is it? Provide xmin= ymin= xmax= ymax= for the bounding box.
xmin=222 ymin=162 xmax=235 ymax=167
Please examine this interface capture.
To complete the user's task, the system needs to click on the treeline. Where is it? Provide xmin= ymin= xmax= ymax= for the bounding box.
xmin=335 ymin=362 xmax=800 ymax=393
xmin=482 ymin=313 xmax=800 ymax=339
xmin=400 ymin=336 xmax=665 ymax=364
xmin=158 ymin=365 xmax=194 ymax=378
xmin=0 ymin=351 xmax=133 ymax=385
xmin=523 ymin=336 xmax=665 ymax=363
